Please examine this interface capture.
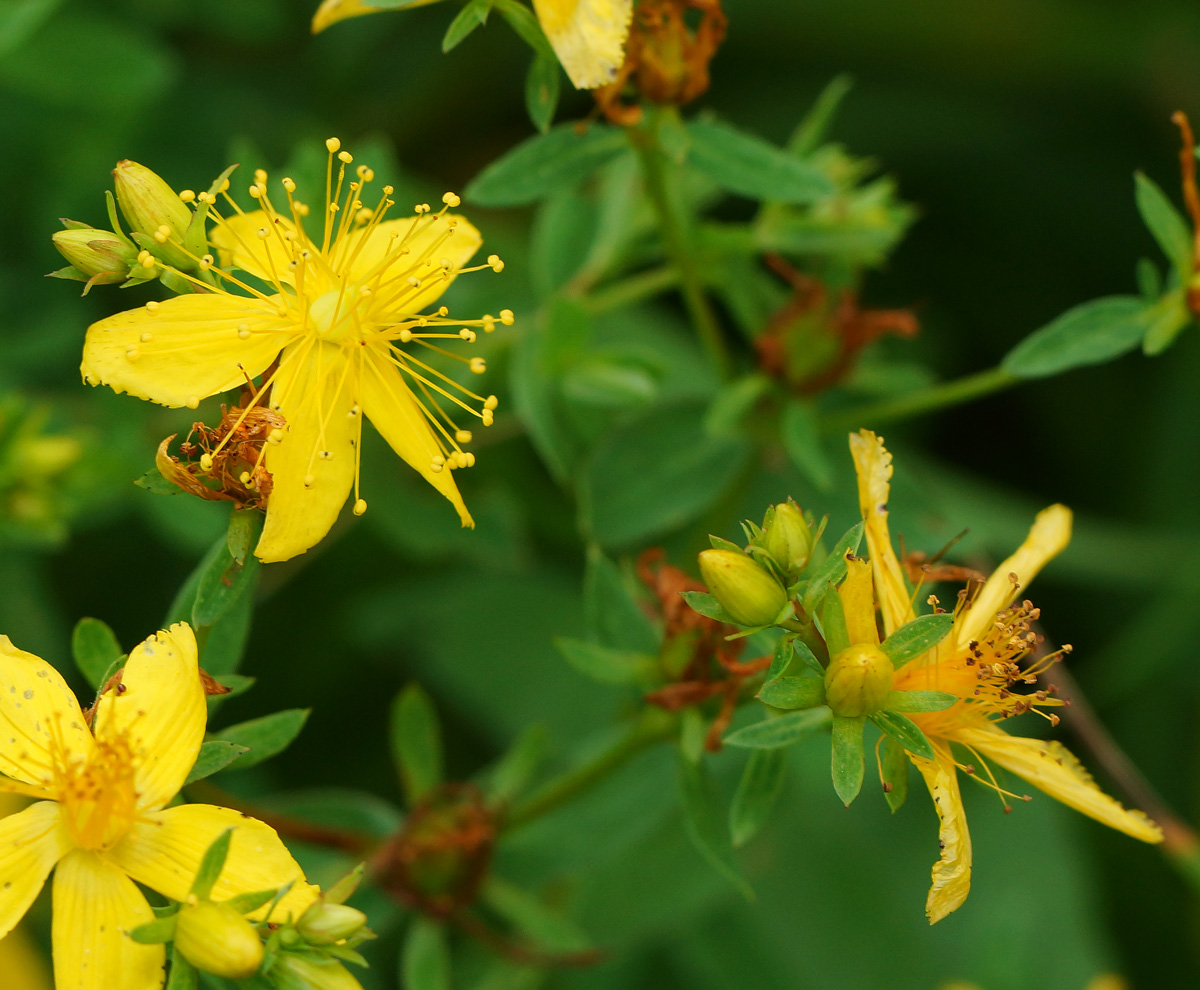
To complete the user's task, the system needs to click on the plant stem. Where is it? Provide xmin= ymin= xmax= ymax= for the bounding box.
xmin=503 ymin=709 xmax=676 ymax=832
xmin=629 ymin=113 xmax=732 ymax=379
xmin=820 ymin=366 xmax=1019 ymax=434
xmin=583 ymin=265 xmax=680 ymax=315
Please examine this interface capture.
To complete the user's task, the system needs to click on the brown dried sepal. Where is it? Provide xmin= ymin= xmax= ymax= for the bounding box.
xmin=156 ymin=402 xmax=285 ymax=510
xmin=199 ymin=668 xmax=232 ymax=697
xmin=593 ymin=0 xmax=728 ymax=125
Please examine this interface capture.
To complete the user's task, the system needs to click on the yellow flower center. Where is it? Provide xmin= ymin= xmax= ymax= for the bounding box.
xmin=307 ymin=286 xmax=358 ymax=342
xmin=56 ymin=731 xmax=139 ymax=851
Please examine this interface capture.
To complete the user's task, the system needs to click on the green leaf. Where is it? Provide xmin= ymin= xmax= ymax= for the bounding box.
xmin=781 ymin=399 xmax=834 ymax=491
xmin=686 ymin=118 xmax=835 ymax=204
xmin=525 ymin=54 xmax=560 ymax=134
xmin=183 ymin=739 xmax=250 ymax=786
xmin=1142 ymin=290 xmax=1193 ymax=355
xmin=786 ymin=73 xmax=854 ymax=156
xmin=724 ymin=707 xmax=831 ymax=749
xmin=729 ymin=748 xmax=787 ymax=848
xmin=190 ymin=827 xmax=233 ymax=899
xmin=1136 ymin=257 xmax=1162 ymax=300
xmin=71 ymin=617 xmax=123 ymax=691
xmin=801 ymin=521 xmax=864 ymax=612
xmin=165 ymin=947 xmax=198 ymax=990
xmin=224 ymin=888 xmax=278 ymax=915
xmin=1002 ymin=296 xmax=1152 ymax=379
xmin=492 ymin=0 xmax=553 ymax=56
xmin=703 ymin=373 xmax=771 ymax=436
xmin=464 ymin=123 xmax=626 ymax=207
xmin=133 ymin=468 xmax=180 ymax=496
xmin=880 ymin=736 xmax=909 ymax=813
xmin=879 ymin=612 xmax=954 ymax=668
xmin=676 ymin=755 xmax=753 ymax=898
xmin=442 ymin=0 xmax=489 ymax=52
xmin=757 ymin=676 xmax=826 ymax=710
xmin=583 ymin=546 xmax=660 ymax=653
xmin=129 ymin=915 xmax=177 ymax=944
xmin=402 ymin=917 xmax=451 ymax=990
xmin=765 ymin=635 xmax=795 ymax=679
xmin=488 ymin=724 xmax=548 ymax=803
xmin=192 ymin=516 xmax=261 ymax=628
xmin=390 ymin=685 xmax=444 ymax=805
xmin=817 ymin=588 xmax=849 ymax=655
xmin=225 ymin=508 xmax=258 ymax=564
xmin=870 ymin=710 xmax=934 ymax=762
xmin=1134 ymin=171 xmax=1192 ymax=276
xmin=554 ymin=637 xmax=657 ymax=685
xmin=481 ymin=877 xmax=593 ymax=953
xmin=884 ymin=689 xmax=957 ymax=713
xmin=213 ymin=709 xmax=309 ymax=770
xmin=831 ymin=715 xmax=865 ymax=807
xmin=680 ymin=590 xmax=738 ymax=625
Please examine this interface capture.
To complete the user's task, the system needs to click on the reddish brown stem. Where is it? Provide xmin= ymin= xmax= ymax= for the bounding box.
xmin=449 ymin=910 xmax=604 ymax=969
xmin=1171 ymin=111 xmax=1200 ymax=271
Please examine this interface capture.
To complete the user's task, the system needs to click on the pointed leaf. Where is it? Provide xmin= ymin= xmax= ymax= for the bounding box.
xmin=765 ymin=635 xmax=796 ymax=679
xmin=584 ymin=547 xmax=659 ymax=652
xmin=787 ymin=73 xmax=854 ymax=156
xmin=213 ymin=709 xmax=309 ymax=770
xmin=129 ymin=915 xmax=178 ymax=944
xmin=883 ymin=689 xmax=957 ymax=713
xmin=757 ymin=675 xmax=826 ymax=710
xmin=402 ymin=917 xmax=450 ymax=990
xmin=801 ymin=521 xmax=864 ymax=612
xmin=489 ymin=724 xmax=548 ymax=803
xmin=183 ymin=739 xmax=250 ymax=785
xmin=686 ymin=118 xmax=835 ymax=204
xmin=1134 ymin=171 xmax=1192 ymax=276
xmin=525 ymin=54 xmax=560 ymax=134
xmin=817 ymin=588 xmax=849 ymax=655
xmin=879 ymin=612 xmax=954 ymax=668
xmin=1002 ymin=295 xmax=1152 ymax=379
xmin=72 ymin=617 xmax=123 ymax=691
xmin=730 ymin=748 xmax=787 ymax=848
xmin=831 ymin=715 xmax=865 ymax=806
xmin=881 ymin=736 xmax=909 ymax=813
xmin=224 ymin=888 xmax=278 ymax=915
xmin=870 ymin=710 xmax=935 ymax=762
xmin=680 ymin=590 xmax=738 ymax=625
xmin=554 ymin=637 xmax=657 ymax=685
xmin=390 ymin=685 xmax=444 ymax=805
xmin=676 ymin=755 xmax=752 ymax=898
xmin=192 ymin=515 xmax=262 ymax=628
xmin=724 ymin=707 xmax=831 ymax=749
xmin=442 ymin=0 xmax=490 ymax=52
xmin=190 ymin=828 xmax=233 ymax=899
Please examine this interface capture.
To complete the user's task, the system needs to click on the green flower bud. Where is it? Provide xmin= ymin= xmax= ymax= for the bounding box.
xmin=824 ymin=644 xmax=894 ymax=717
xmin=112 ymin=160 xmax=195 ymax=268
xmin=296 ymin=903 xmax=368 ymax=945
xmin=762 ymin=500 xmax=813 ymax=580
xmin=272 ymin=954 xmax=364 ymax=990
xmin=51 ymin=228 xmax=137 ymax=283
xmin=698 ymin=548 xmax=790 ymax=627
xmin=173 ymin=899 xmax=264 ymax=980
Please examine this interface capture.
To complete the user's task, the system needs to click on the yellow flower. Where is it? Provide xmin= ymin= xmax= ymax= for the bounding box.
xmin=311 ymin=0 xmax=633 ymax=90
xmin=0 ymin=796 xmax=50 ymax=990
xmin=0 ymin=623 xmax=316 ymax=990
xmin=80 ymin=141 xmax=508 ymax=562
xmin=846 ymin=429 xmax=1162 ymax=924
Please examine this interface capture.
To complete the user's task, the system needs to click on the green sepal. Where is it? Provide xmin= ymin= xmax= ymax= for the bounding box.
xmin=883 ymin=689 xmax=957 ymax=713
xmin=879 ymin=612 xmax=954 ymax=668
xmin=729 ymin=748 xmax=787 ymax=848
xmin=134 ymin=468 xmax=180 ymax=496
xmin=708 ymin=534 xmax=744 ymax=553
xmin=680 ymin=590 xmax=739 ymax=625
xmin=322 ymin=864 xmax=365 ymax=906
xmin=801 ymin=521 xmax=864 ymax=613
xmin=492 ymin=0 xmax=554 ymax=57
xmin=183 ymin=739 xmax=250 ymax=785
xmin=1134 ymin=171 xmax=1192 ymax=277
xmin=793 ymin=637 xmax=826 ymax=676
xmin=326 ymin=945 xmax=371 ymax=967
xmin=189 ymin=827 xmax=233 ymax=899
xmin=129 ymin=914 xmax=178 ymax=944
xmin=724 ymin=707 xmax=831 ymax=749
xmin=183 ymin=163 xmax=238 ymax=260
xmin=165 ymin=947 xmax=198 ymax=990
xmin=71 ymin=617 xmax=124 ymax=691
xmin=525 ymin=53 xmax=560 ymax=134
xmin=831 ymin=715 xmax=865 ymax=807
xmin=870 ymin=710 xmax=935 ymax=762
xmin=442 ymin=0 xmax=490 ymax=52
xmin=390 ymin=684 xmax=444 ymax=805
xmin=224 ymin=887 xmax=278 ymax=915
xmin=817 ymin=588 xmax=850 ymax=655
xmin=880 ymin=736 xmax=909 ymax=813
xmin=757 ymin=676 xmax=826 ymax=711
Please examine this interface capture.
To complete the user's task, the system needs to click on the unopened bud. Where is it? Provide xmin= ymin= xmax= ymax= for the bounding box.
xmin=698 ymin=549 xmax=790 ymax=627
xmin=272 ymin=954 xmax=363 ymax=990
xmin=173 ymin=900 xmax=264 ymax=980
xmin=763 ymin=500 xmax=813 ymax=580
xmin=52 ymin=228 xmax=137 ymax=283
xmin=824 ymin=644 xmax=893 ymax=717
xmin=113 ymin=160 xmax=194 ymax=268
xmin=296 ymin=903 xmax=368 ymax=944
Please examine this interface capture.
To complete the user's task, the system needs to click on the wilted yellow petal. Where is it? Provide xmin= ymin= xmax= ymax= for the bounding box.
xmin=848 ymin=431 xmax=914 ymax=636
xmin=311 ymin=0 xmax=442 ymax=34
xmin=957 ymin=727 xmax=1163 ymax=844
xmin=93 ymin=624 xmax=206 ymax=813
xmin=532 ymin=0 xmax=633 ymax=89
xmin=0 ymin=802 xmax=69 ymax=940
xmin=113 ymin=804 xmax=318 ymax=921
xmin=0 ymin=637 xmax=92 ymax=790
xmin=51 ymin=850 xmax=162 ymax=990
xmin=838 ymin=556 xmax=879 ymax=646
xmin=80 ymin=294 xmax=289 ymax=409
xmin=913 ymin=749 xmax=972 ymax=924
xmin=359 ymin=348 xmax=472 ymax=527
xmin=955 ymin=504 xmax=1072 ymax=648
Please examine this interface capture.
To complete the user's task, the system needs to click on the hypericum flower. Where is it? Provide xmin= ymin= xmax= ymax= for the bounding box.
xmin=845 ymin=429 xmax=1162 ymax=923
xmin=310 ymin=0 xmax=633 ymax=90
xmin=0 ymin=623 xmax=316 ymax=989
xmin=79 ymin=140 xmax=509 ymax=562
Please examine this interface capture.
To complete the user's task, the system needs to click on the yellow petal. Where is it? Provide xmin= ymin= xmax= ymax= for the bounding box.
xmin=80 ymin=294 xmax=289 ymax=408
xmin=0 ymin=636 xmax=92 ymax=790
xmin=837 ymin=556 xmax=879 ymax=646
xmin=848 ymin=431 xmax=914 ymax=636
xmin=51 ymin=850 xmax=162 ymax=990
xmin=955 ymin=504 xmax=1072 ymax=648
xmin=0 ymin=927 xmax=51 ymax=990
xmin=913 ymin=749 xmax=972 ymax=924
xmin=113 ymin=804 xmax=318 ymax=921
xmin=255 ymin=340 xmax=358 ymax=562
xmin=532 ymin=0 xmax=633 ymax=89
xmin=956 ymin=726 xmax=1163 ymax=843
xmin=359 ymin=347 xmax=472 ymax=527
xmin=311 ymin=0 xmax=442 ymax=34
xmin=0 ymin=802 xmax=70 ymax=940
xmin=92 ymin=624 xmax=205 ymax=813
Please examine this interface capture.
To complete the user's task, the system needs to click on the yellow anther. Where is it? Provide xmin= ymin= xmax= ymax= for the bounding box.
xmin=199 ymin=254 xmax=214 ymax=270
xmin=481 ymin=409 xmax=494 ymax=427
xmin=338 ymin=150 xmax=353 ymax=164
xmin=219 ymin=179 xmax=230 ymax=193
xmin=484 ymin=395 xmax=498 ymax=411
xmin=415 ymin=203 xmax=430 ymax=214
xmin=295 ymin=202 xmax=310 ymax=217
xmin=482 ymin=316 xmax=496 ymax=333
xmin=304 ymin=473 xmax=315 ymax=487
xmin=487 ymin=254 xmax=504 ymax=272
xmin=347 ymin=405 xmax=360 ymax=417
xmin=459 ymin=328 xmax=476 ymax=342
xmin=137 ymin=251 xmax=153 ymax=265
xmin=437 ymin=306 xmax=449 ymax=317
xmin=407 ymin=276 xmax=421 ymax=288
xmin=357 ymin=165 xmax=374 ymax=182
xmin=238 ymin=324 xmax=251 ymax=339
xmin=200 ymin=453 xmax=213 ymax=471
xmin=398 ymin=328 xmax=413 ymax=343
xmin=440 ymin=257 xmax=452 ymax=270
xmin=186 ymin=396 xmax=199 ymax=410
xmin=353 ymin=499 xmax=367 ymax=516
xmin=442 ymin=192 xmax=461 ymax=207
xmin=455 ymin=430 xmax=473 ymax=443
xmin=326 ymin=137 xmax=341 ymax=153
xmin=470 ymin=358 xmax=487 ymax=374
xmin=179 ymin=189 xmax=196 ymax=203
xmin=318 ymin=450 xmax=333 ymax=460
xmin=430 ymin=455 xmax=445 ymax=473
xmin=268 ymin=429 xmax=284 ymax=444
xmin=249 ymin=185 xmax=263 ymax=199
xmin=125 ymin=346 xmax=139 ymax=361
xmin=256 ymin=227 xmax=269 ymax=239
xmin=499 ymin=309 xmax=515 ymax=325
xmin=328 ymin=202 xmax=340 ymax=213
xmin=383 ymin=184 xmax=394 ymax=195
xmin=282 ymin=177 xmax=296 ymax=192
xmin=445 ymin=217 xmax=458 ymax=229
xmin=254 ymin=168 xmax=267 ymax=183
xmin=240 ymin=471 xmax=251 ymax=484
xmin=140 ymin=332 xmax=152 ymax=342
xmin=153 ymin=229 xmax=169 ymax=244
xmin=198 ymin=191 xmax=216 ymax=205
xmin=463 ymin=452 xmax=476 ymax=467
xmin=145 ymin=300 xmax=160 ymax=313
xmin=453 ymin=451 xmax=469 ymax=468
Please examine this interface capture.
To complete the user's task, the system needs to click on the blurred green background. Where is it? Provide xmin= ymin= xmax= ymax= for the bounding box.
xmin=1 ymin=0 xmax=1198 ymax=987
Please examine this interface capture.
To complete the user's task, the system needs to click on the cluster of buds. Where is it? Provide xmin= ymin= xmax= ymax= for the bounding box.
xmin=50 ymin=160 xmax=220 ymax=295
xmin=264 ymin=869 xmax=373 ymax=990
